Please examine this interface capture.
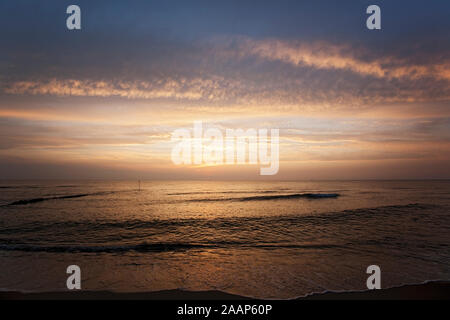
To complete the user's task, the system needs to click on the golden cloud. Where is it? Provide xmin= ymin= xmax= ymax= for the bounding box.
xmin=3 ymin=78 xmax=235 ymax=100
xmin=236 ymin=38 xmax=450 ymax=81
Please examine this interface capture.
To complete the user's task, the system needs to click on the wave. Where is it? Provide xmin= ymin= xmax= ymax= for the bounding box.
xmin=188 ymin=193 xmax=340 ymax=202
xmin=0 ymin=203 xmax=436 ymax=235
xmin=239 ymin=193 xmax=340 ymax=201
xmin=0 ymin=242 xmax=209 ymax=253
xmin=0 ymin=185 xmax=40 ymax=189
xmin=55 ymin=185 xmax=81 ymax=188
xmin=0 ymin=185 xmax=80 ymax=189
xmin=0 ymin=203 xmax=443 ymax=254
xmin=3 ymin=190 xmax=339 ymax=207
xmin=5 ymin=191 xmax=118 ymax=206
xmin=0 ymin=241 xmax=342 ymax=253
xmin=7 ymin=194 xmax=91 ymax=206
xmin=168 ymin=190 xmax=284 ymax=195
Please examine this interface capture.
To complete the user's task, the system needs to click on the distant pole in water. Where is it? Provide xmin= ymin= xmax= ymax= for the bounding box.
xmin=138 ymin=180 xmax=141 ymax=191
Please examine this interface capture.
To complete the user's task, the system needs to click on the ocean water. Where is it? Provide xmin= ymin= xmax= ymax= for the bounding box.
xmin=0 ymin=180 xmax=449 ymax=299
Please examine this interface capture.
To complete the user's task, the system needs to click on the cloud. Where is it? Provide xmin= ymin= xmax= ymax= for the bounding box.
xmin=2 ymin=33 xmax=450 ymax=114
xmin=3 ymin=77 xmax=236 ymax=101
xmin=232 ymin=37 xmax=450 ymax=81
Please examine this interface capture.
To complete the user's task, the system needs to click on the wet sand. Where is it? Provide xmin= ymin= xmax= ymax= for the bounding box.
xmin=1 ymin=281 xmax=448 ymax=300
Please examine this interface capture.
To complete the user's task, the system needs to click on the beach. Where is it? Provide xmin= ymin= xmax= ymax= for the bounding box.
xmin=1 ymin=281 xmax=449 ymax=300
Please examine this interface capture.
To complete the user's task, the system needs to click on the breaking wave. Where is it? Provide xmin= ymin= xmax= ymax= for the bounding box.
xmin=5 ymin=191 xmax=120 ymax=206
xmin=188 ymin=193 xmax=340 ymax=202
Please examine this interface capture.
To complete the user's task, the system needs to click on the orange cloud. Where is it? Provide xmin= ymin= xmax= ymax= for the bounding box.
xmin=235 ymin=38 xmax=450 ymax=81
xmin=3 ymin=78 xmax=235 ymax=100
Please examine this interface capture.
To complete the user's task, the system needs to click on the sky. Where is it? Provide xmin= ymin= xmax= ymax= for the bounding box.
xmin=0 ymin=0 xmax=449 ymax=180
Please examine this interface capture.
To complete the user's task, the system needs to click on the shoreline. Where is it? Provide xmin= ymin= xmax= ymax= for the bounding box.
xmin=1 ymin=281 xmax=449 ymax=300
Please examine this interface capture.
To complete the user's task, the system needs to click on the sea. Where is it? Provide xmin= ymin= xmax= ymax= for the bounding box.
xmin=0 ymin=180 xmax=449 ymax=299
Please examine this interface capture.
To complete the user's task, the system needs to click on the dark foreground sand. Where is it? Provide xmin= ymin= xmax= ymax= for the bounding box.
xmin=1 ymin=281 xmax=448 ymax=300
